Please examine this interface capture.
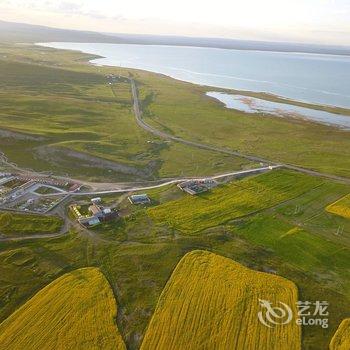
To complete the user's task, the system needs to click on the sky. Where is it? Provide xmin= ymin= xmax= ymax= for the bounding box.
xmin=1 ymin=0 xmax=350 ymax=45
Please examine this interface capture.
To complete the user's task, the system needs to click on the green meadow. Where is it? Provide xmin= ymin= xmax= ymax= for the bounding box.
xmin=148 ymin=169 xmax=323 ymax=234
xmin=0 ymin=42 xmax=350 ymax=350
xmin=235 ymin=214 xmax=350 ymax=292
xmin=0 ymin=170 xmax=349 ymax=349
xmin=0 ymin=212 xmax=63 ymax=237
xmin=1 ymin=42 xmax=350 ymax=181
xmin=133 ymin=68 xmax=350 ymax=178
xmin=0 ymin=43 xmax=254 ymax=182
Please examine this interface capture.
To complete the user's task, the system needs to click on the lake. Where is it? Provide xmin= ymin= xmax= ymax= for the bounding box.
xmin=39 ymin=42 xmax=350 ymax=109
xmin=207 ymin=92 xmax=350 ymax=130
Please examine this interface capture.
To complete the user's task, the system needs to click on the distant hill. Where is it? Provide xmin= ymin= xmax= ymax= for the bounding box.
xmin=0 ymin=20 xmax=123 ymax=43
xmin=107 ymin=33 xmax=350 ymax=56
xmin=1 ymin=20 xmax=350 ymax=56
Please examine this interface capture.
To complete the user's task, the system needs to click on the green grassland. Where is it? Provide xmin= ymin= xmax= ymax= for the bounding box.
xmin=0 ymin=43 xmax=254 ymax=182
xmin=1 ymin=41 xmax=350 ymax=350
xmin=148 ymin=169 xmax=323 ymax=234
xmin=131 ymin=68 xmax=350 ymax=178
xmin=1 ymin=170 xmax=348 ymax=349
xmin=234 ymin=214 xmax=350 ymax=293
xmin=1 ymin=42 xmax=350 ymax=181
xmin=89 ymin=185 xmax=185 ymax=240
xmin=0 ymin=211 xmax=63 ymax=237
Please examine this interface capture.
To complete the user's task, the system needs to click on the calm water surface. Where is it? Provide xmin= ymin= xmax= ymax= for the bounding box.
xmin=206 ymin=92 xmax=350 ymax=130
xmin=39 ymin=42 xmax=350 ymax=109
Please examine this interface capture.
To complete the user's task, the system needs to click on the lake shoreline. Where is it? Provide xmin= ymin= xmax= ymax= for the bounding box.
xmin=37 ymin=42 xmax=350 ymax=117
xmin=206 ymin=91 xmax=350 ymax=130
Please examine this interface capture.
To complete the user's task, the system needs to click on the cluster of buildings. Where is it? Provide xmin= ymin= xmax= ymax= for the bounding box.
xmin=4 ymin=174 xmax=80 ymax=191
xmin=0 ymin=173 xmax=77 ymax=213
xmin=0 ymin=173 xmax=80 ymax=192
xmin=70 ymin=197 xmax=118 ymax=227
xmin=177 ymin=179 xmax=218 ymax=195
xmin=71 ymin=193 xmax=152 ymax=228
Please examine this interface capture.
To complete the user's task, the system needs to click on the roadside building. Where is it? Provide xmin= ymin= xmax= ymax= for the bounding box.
xmin=177 ymin=179 xmax=218 ymax=195
xmin=89 ymin=203 xmax=104 ymax=218
xmin=69 ymin=183 xmax=81 ymax=192
xmin=0 ymin=172 xmax=13 ymax=178
xmin=0 ymin=176 xmax=14 ymax=186
xmin=71 ymin=200 xmax=118 ymax=228
xmin=128 ymin=194 xmax=151 ymax=205
xmin=91 ymin=197 xmax=102 ymax=204
xmin=89 ymin=203 xmax=118 ymax=221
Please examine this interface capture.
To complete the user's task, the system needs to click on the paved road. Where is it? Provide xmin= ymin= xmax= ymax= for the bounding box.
xmin=130 ymin=79 xmax=350 ymax=185
xmin=70 ymin=166 xmax=281 ymax=196
xmin=38 ymin=165 xmax=280 ymax=198
xmin=130 ymin=79 xmax=274 ymax=165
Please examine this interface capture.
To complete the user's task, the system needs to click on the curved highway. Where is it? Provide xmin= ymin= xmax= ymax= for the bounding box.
xmin=129 ymin=78 xmax=350 ymax=185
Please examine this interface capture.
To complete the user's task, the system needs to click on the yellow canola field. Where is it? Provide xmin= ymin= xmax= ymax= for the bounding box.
xmin=330 ymin=319 xmax=350 ymax=350
xmin=0 ymin=267 xmax=126 ymax=350
xmin=141 ymin=250 xmax=301 ymax=350
xmin=326 ymin=194 xmax=350 ymax=219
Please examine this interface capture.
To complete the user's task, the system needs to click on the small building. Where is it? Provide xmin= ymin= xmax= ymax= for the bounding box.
xmin=183 ymin=184 xmax=208 ymax=195
xmin=100 ymin=208 xmax=118 ymax=222
xmin=71 ymin=201 xmax=118 ymax=228
xmin=103 ymin=208 xmax=111 ymax=214
xmin=128 ymin=194 xmax=151 ymax=205
xmin=26 ymin=198 xmax=35 ymax=205
xmin=0 ymin=176 xmax=14 ymax=186
xmin=89 ymin=204 xmax=104 ymax=218
xmin=177 ymin=179 xmax=218 ymax=196
xmin=91 ymin=197 xmax=102 ymax=204
xmin=79 ymin=216 xmax=100 ymax=227
xmin=89 ymin=203 xmax=118 ymax=222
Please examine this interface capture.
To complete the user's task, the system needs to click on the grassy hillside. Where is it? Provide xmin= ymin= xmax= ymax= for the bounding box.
xmin=326 ymin=194 xmax=350 ymax=219
xmin=141 ymin=250 xmax=301 ymax=350
xmin=0 ymin=20 xmax=122 ymax=43
xmin=148 ymin=169 xmax=323 ymax=234
xmin=0 ymin=211 xmax=63 ymax=237
xmin=0 ymin=37 xmax=348 ymax=349
xmin=1 ymin=42 xmax=350 ymax=181
xmin=0 ymin=45 xmax=254 ymax=181
xmin=330 ymin=319 xmax=350 ymax=350
xmin=0 ymin=267 xmax=126 ymax=350
xmin=234 ymin=214 xmax=350 ymax=294
xmin=132 ymin=67 xmax=350 ymax=178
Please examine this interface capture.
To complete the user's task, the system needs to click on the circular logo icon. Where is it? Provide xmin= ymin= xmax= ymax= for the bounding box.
xmin=258 ymin=299 xmax=293 ymax=328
